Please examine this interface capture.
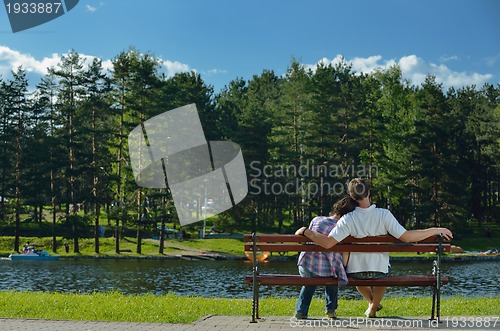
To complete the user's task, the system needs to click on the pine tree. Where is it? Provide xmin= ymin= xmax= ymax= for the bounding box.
xmin=81 ymin=58 xmax=113 ymax=253
xmin=4 ymin=67 xmax=29 ymax=252
xmin=35 ymin=72 xmax=65 ymax=251
xmin=273 ymin=60 xmax=314 ymax=227
xmin=413 ymin=76 xmax=453 ymax=227
xmin=49 ymin=50 xmax=87 ymax=253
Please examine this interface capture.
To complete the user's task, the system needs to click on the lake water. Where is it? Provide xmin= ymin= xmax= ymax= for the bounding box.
xmin=0 ymin=258 xmax=498 ymax=298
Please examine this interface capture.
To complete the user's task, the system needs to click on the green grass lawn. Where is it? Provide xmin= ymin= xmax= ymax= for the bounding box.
xmin=0 ymin=236 xmax=245 ymax=257
xmin=0 ymin=291 xmax=498 ymax=324
xmin=170 ymin=238 xmax=244 ymax=255
xmin=452 ymin=237 xmax=500 ymax=251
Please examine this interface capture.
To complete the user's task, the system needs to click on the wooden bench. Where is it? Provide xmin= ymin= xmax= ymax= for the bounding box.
xmin=244 ymin=233 xmax=450 ymax=322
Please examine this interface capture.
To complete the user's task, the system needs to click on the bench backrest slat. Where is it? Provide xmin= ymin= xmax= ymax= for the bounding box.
xmin=244 ymin=234 xmax=450 ymax=254
xmin=244 ymin=243 xmax=450 ymax=253
xmin=243 ymin=234 xmax=443 ymax=243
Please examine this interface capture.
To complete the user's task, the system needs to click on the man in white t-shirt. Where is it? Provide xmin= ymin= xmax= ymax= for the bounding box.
xmin=295 ymin=178 xmax=453 ymax=318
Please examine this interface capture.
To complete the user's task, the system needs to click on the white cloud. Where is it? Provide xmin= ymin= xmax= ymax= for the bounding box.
xmin=398 ymin=55 xmax=419 ymax=72
xmin=308 ymin=54 xmax=493 ymax=89
xmin=0 ymin=45 xmax=177 ymax=81
xmin=0 ymin=46 xmax=194 ymax=90
xmin=307 ymin=55 xmax=344 ymax=71
xmin=484 ymin=54 xmax=500 ymax=67
xmin=0 ymin=45 xmax=493 ymax=90
xmin=100 ymin=59 xmax=114 ymax=72
xmin=205 ymin=68 xmax=228 ymax=75
xmin=85 ymin=5 xmax=97 ymax=13
xmin=0 ymin=46 xmax=60 ymax=77
xmin=399 ymin=55 xmax=493 ymax=88
xmin=162 ymin=60 xmax=192 ymax=78
xmin=439 ymin=55 xmax=459 ymax=63
xmin=351 ymin=55 xmax=384 ymax=74
xmin=0 ymin=46 xmax=119 ymax=82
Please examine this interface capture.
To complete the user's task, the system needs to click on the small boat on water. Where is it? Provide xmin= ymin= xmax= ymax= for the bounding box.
xmin=8 ymin=250 xmax=59 ymax=261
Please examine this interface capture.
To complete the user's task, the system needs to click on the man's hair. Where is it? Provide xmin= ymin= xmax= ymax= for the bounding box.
xmin=348 ymin=178 xmax=370 ymax=201
xmin=332 ymin=196 xmax=357 ymax=218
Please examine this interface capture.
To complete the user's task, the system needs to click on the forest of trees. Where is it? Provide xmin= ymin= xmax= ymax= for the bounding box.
xmin=0 ymin=48 xmax=498 ymax=252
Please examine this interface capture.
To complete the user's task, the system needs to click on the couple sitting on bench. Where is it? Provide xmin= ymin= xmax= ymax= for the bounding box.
xmin=294 ymin=178 xmax=453 ymax=319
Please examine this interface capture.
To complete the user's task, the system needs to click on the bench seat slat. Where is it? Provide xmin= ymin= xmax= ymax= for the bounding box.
xmin=245 ymin=274 xmax=449 ymax=287
xmin=244 ymin=243 xmax=450 ymax=253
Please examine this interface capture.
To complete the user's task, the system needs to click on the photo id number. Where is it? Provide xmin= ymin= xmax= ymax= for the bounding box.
xmin=444 ymin=316 xmax=499 ymax=329
xmin=5 ymin=2 xmax=62 ymax=14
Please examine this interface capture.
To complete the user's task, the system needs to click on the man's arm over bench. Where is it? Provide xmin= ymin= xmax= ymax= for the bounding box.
xmin=399 ymin=228 xmax=453 ymax=242
xmin=295 ymin=227 xmax=338 ymax=249
xmin=295 ymin=226 xmax=453 ymax=247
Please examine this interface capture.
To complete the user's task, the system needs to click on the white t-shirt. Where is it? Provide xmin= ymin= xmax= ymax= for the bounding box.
xmin=329 ymin=204 xmax=407 ymax=274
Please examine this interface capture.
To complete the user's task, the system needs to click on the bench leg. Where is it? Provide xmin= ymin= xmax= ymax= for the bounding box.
xmin=250 ymin=233 xmax=259 ymax=323
xmin=430 ymin=285 xmax=442 ymax=322
xmin=251 ymin=281 xmax=257 ymax=322
xmin=436 ymin=284 xmax=441 ymax=322
xmin=435 ymin=235 xmax=443 ymax=322
xmin=251 ymin=294 xmax=255 ymax=322
xmin=256 ymin=283 xmax=260 ymax=319
xmin=250 ymin=281 xmax=260 ymax=322
xmin=431 ymin=286 xmax=436 ymax=320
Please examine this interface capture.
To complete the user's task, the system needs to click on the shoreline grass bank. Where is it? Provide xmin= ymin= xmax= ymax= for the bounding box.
xmin=0 ymin=292 xmax=498 ymax=324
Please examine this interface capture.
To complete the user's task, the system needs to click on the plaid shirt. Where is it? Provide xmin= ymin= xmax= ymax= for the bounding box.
xmin=297 ymin=216 xmax=348 ymax=285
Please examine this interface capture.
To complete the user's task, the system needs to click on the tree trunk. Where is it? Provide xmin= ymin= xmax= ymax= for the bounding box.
xmin=136 ymin=188 xmax=142 ymax=254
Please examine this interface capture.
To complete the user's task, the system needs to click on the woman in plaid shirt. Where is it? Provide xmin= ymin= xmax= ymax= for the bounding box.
xmin=294 ymin=196 xmax=357 ymax=320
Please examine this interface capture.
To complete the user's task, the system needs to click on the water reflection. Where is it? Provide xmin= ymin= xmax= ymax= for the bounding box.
xmin=0 ymin=258 xmax=498 ymax=298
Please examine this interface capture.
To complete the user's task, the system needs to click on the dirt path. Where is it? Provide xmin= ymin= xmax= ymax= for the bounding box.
xmin=143 ymin=239 xmax=208 ymax=256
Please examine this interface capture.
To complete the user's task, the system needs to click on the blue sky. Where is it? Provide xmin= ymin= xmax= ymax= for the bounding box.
xmin=1 ymin=0 xmax=499 ymax=92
